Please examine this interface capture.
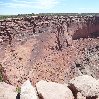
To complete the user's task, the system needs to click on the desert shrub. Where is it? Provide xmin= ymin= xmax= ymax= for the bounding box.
xmin=16 ymin=87 xmax=21 ymax=93
xmin=0 ymin=64 xmax=3 ymax=82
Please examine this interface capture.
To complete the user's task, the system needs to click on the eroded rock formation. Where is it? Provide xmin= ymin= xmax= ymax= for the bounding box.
xmin=1 ymin=75 xmax=99 ymax=99
xmin=0 ymin=15 xmax=99 ymax=86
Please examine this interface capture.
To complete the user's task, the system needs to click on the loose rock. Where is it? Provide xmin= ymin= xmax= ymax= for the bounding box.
xmin=36 ymin=80 xmax=74 ymax=99
xmin=68 ymin=75 xmax=99 ymax=98
xmin=20 ymin=80 xmax=38 ymax=99
xmin=0 ymin=82 xmax=17 ymax=99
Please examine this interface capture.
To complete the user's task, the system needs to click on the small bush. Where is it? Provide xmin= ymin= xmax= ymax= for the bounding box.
xmin=16 ymin=87 xmax=21 ymax=93
xmin=0 ymin=64 xmax=3 ymax=82
xmin=0 ymin=74 xmax=3 ymax=82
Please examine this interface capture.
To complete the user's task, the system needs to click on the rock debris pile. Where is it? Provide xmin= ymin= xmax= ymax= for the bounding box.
xmin=0 ymin=75 xmax=99 ymax=99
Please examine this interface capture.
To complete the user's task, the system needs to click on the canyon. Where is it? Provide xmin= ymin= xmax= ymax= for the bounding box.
xmin=0 ymin=15 xmax=99 ymax=87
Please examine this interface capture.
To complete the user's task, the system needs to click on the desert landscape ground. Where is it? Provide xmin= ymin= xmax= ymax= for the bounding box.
xmin=0 ymin=13 xmax=99 ymax=99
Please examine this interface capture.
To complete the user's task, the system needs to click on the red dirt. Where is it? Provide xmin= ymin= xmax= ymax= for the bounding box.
xmin=0 ymin=15 xmax=99 ymax=86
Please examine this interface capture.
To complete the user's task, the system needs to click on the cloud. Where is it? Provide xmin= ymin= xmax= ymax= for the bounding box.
xmin=0 ymin=0 xmax=59 ymax=9
xmin=78 ymin=7 xmax=99 ymax=13
xmin=35 ymin=0 xmax=59 ymax=9
xmin=0 ymin=0 xmax=36 ymax=8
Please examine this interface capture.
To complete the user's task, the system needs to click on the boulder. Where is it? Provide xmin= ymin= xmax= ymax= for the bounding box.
xmin=0 ymin=82 xmax=17 ymax=99
xmin=77 ymin=92 xmax=86 ymax=99
xmin=20 ymin=80 xmax=38 ymax=99
xmin=68 ymin=75 xmax=99 ymax=98
xmin=36 ymin=80 xmax=74 ymax=99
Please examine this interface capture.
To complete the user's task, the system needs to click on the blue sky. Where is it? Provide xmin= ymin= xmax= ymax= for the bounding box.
xmin=0 ymin=0 xmax=99 ymax=15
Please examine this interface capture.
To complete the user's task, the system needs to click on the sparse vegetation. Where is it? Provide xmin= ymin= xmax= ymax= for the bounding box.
xmin=0 ymin=75 xmax=3 ymax=82
xmin=0 ymin=15 xmax=16 ymax=20
xmin=0 ymin=13 xmax=35 ymax=20
xmin=0 ymin=64 xmax=4 ymax=82
xmin=16 ymin=87 xmax=21 ymax=93
xmin=0 ymin=13 xmax=99 ymax=20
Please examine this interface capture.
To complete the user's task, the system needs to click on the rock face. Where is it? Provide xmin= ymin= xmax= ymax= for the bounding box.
xmin=68 ymin=75 xmax=99 ymax=98
xmin=0 ymin=82 xmax=17 ymax=99
xmin=0 ymin=15 xmax=99 ymax=86
xmin=36 ymin=80 xmax=74 ymax=99
xmin=20 ymin=80 xmax=38 ymax=99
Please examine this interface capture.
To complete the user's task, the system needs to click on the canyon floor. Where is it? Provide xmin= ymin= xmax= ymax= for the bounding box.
xmin=0 ymin=15 xmax=99 ymax=87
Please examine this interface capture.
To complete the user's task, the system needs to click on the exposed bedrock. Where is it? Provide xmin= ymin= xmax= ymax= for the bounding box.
xmin=0 ymin=15 xmax=99 ymax=86
xmin=0 ymin=16 xmax=99 ymax=46
xmin=1 ymin=75 xmax=99 ymax=99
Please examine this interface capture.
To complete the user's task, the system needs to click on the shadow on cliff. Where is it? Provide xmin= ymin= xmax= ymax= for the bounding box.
xmin=72 ymin=31 xmax=99 ymax=40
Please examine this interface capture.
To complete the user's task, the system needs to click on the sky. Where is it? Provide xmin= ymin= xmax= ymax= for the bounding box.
xmin=0 ymin=0 xmax=99 ymax=15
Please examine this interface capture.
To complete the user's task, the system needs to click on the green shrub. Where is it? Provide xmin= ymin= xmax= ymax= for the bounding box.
xmin=0 ymin=74 xmax=3 ymax=82
xmin=16 ymin=87 xmax=21 ymax=93
xmin=0 ymin=64 xmax=3 ymax=82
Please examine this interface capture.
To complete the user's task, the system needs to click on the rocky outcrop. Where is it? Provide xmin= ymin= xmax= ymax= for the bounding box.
xmin=0 ymin=15 xmax=99 ymax=86
xmin=36 ymin=80 xmax=74 ymax=99
xmin=0 ymin=82 xmax=17 ymax=99
xmin=68 ymin=75 xmax=99 ymax=99
xmin=0 ymin=16 xmax=99 ymax=48
xmin=20 ymin=80 xmax=38 ymax=99
xmin=0 ymin=75 xmax=99 ymax=99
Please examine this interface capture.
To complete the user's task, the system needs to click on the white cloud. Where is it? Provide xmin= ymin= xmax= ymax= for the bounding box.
xmin=0 ymin=0 xmax=36 ymax=8
xmin=36 ymin=0 xmax=59 ymax=9
xmin=78 ymin=7 xmax=99 ymax=13
xmin=0 ymin=0 xmax=59 ymax=9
